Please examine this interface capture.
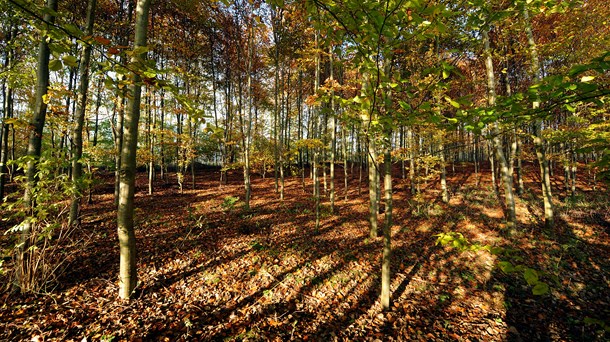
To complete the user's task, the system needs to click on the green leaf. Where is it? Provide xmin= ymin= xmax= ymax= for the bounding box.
xmin=130 ymin=46 xmax=150 ymax=56
xmin=62 ymin=55 xmax=78 ymax=67
xmin=524 ymin=268 xmax=539 ymax=286
xmin=49 ymin=59 xmax=63 ymax=71
xmin=498 ymin=261 xmax=515 ymax=273
xmin=489 ymin=246 xmax=504 ymax=255
xmin=444 ymin=96 xmax=460 ymax=108
xmin=435 ymin=233 xmax=453 ymax=246
xmin=143 ymin=70 xmax=157 ymax=78
xmin=532 ymin=282 xmax=549 ymax=295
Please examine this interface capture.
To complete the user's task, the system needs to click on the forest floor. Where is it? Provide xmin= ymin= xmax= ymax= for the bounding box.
xmin=1 ymin=163 xmax=609 ymax=341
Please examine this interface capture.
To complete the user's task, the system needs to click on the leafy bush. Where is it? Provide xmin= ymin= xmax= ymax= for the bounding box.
xmin=2 ymin=151 xmax=91 ymax=293
xmin=222 ymin=196 xmax=239 ymax=211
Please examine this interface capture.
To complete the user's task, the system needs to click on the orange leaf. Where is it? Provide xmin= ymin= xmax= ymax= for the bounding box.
xmin=94 ymin=36 xmax=111 ymax=45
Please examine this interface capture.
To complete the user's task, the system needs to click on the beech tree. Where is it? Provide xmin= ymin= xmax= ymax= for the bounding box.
xmin=68 ymin=0 xmax=97 ymax=227
xmin=16 ymin=0 xmax=58 ymax=292
xmin=116 ymin=0 xmax=152 ymax=299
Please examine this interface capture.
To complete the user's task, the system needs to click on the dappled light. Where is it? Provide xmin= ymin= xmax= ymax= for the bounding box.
xmin=1 ymin=0 xmax=609 ymax=340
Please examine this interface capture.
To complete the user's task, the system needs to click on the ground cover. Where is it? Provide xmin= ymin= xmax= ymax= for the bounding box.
xmin=1 ymin=164 xmax=608 ymax=341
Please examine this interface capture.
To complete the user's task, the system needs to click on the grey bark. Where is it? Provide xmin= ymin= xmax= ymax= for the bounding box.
xmin=523 ymin=5 xmax=554 ymax=229
xmin=18 ymin=0 xmax=58 ymax=291
xmin=69 ymin=0 xmax=97 ymax=227
xmin=381 ymin=134 xmax=392 ymax=311
xmin=482 ymin=28 xmax=517 ymax=232
xmin=117 ymin=0 xmax=152 ymax=299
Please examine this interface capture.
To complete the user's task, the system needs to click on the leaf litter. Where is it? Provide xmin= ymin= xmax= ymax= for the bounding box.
xmin=1 ymin=165 xmax=608 ymax=341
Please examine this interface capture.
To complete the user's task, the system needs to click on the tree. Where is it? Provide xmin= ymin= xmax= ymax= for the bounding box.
xmin=117 ymin=0 xmax=153 ymax=299
xmin=480 ymin=16 xmax=517 ymax=232
xmin=69 ymin=0 xmax=97 ymax=227
xmin=522 ymin=1 xmax=554 ymax=230
xmin=17 ymin=0 xmax=58 ymax=292
xmin=0 ymin=7 xmax=15 ymax=201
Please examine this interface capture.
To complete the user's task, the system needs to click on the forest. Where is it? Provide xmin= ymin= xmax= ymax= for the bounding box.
xmin=0 ymin=0 xmax=609 ymax=340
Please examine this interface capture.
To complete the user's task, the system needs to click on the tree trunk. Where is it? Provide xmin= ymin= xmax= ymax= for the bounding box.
xmin=329 ymin=45 xmax=336 ymax=213
xmin=17 ymin=0 xmax=58 ymax=292
xmin=69 ymin=0 xmax=97 ymax=227
xmin=314 ymin=147 xmax=320 ymax=232
xmin=242 ymin=11 xmax=254 ymax=211
xmin=408 ymin=129 xmax=416 ymax=194
xmin=147 ymin=88 xmax=154 ymax=195
xmin=482 ymin=28 xmax=517 ymax=232
xmin=439 ymin=141 xmax=449 ymax=203
xmin=381 ymin=133 xmax=392 ymax=311
xmin=342 ymin=126 xmax=349 ymax=201
xmin=523 ymin=5 xmax=554 ymax=229
xmin=367 ymin=138 xmax=379 ymax=238
xmin=0 ymin=23 xmax=14 ymax=201
xmin=114 ymin=0 xmax=132 ymax=206
xmin=117 ymin=0 xmax=152 ymax=299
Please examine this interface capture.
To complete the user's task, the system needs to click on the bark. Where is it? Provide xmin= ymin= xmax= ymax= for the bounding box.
xmin=482 ymin=28 xmax=517 ymax=232
xmin=381 ymin=134 xmax=392 ymax=311
xmin=17 ymin=0 xmax=58 ymax=291
xmin=523 ymin=5 xmax=554 ymax=229
xmin=114 ymin=0 xmax=132 ymax=205
xmin=117 ymin=0 xmax=152 ymax=299
xmin=407 ymin=129 xmax=416 ymax=194
xmin=329 ymin=45 xmax=336 ymax=213
xmin=1 ymin=23 xmax=14 ymax=201
xmin=367 ymin=138 xmax=379 ymax=238
xmin=439 ymin=142 xmax=449 ymax=203
xmin=342 ymin=126 xmax=349 ymax=201
xmin=69 ymin=0 xmax=97 ymax=227
xmin=314 ymin=147 xmax=320 ymax=232
xmin=272 ymin=8 xmax=282 ymax=193
xmin=241 ymin=10 xmax=254 ymax=210
xmin=0 ymin=86 xmax=11 ymax=202
xmin=147 ymin=88 xmax=154 ymax=195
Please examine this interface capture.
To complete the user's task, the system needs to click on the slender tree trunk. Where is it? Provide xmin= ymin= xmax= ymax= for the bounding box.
xmin=313 ymin=145 xmax=320 ymax=232
xmin=272 ymin=9 xmax=283 ymax=194
xmin=482 ymin=28 xmax=517 ymax=232
xmin=367 ymin=138 xmax=379 ymax=238
xmin=523 ymin=5 xmax=554 ymax=229
xmin=570 ymin=146 xmax=578 ymax=197
xmin=159 ymin=83 xmax=166 ymax=183
xmin=439 ymin=141 xmax=449 ymax=203
xmin=0 ymin=86 xmax=11 ymax=201
xmin=381 ymin=133 xmax=392 ymax=311
xmin=516 ymin=135 xmax=524 ymax=195
xmin=489 ymin=143 xmax=498 ymax=194
xmin=117 ymin=0 xmax=152 ymax=299
xmin=190 ymin=118 xmax=196 ymax=190
xmin=69 ymin=0 xmax=97 ymax=227
xmin=329 ymin=45 xmax=336 ymax=213
xmin=147 ymin=88 xmax=154 ymax=195
xmin=408 ymin=129 xmax=416 ymax=194
xmin=343 ymin=125 xmax=349 ymax=201
xmin=112 ymin=99 xmax=124 ymax=205
xmin=241 ymin=11 xmax=254 ymax=210
xmin=279 ymin=75 xmax=285 ymax=201
xmin=0 ymin=24 xmax=14 ymax=201
xmin=16 ymin=0 xmax=58 ymax=292
xmin=114 ymin=0 xmax=132 ymax=205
